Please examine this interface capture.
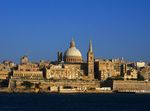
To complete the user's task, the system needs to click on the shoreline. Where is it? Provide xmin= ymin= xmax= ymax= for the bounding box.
xmin=1 ymin=88 xmax=150 ymax=94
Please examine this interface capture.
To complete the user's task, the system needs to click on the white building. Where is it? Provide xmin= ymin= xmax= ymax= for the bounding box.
xmin=136 ymin=62 xmax=145 ymax=68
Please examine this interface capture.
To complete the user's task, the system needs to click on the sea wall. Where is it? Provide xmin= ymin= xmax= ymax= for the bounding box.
xmin=9 ymin=79 xmax=100 ymax=93
xmin=113 ymin=80 xmax=150 ymax=92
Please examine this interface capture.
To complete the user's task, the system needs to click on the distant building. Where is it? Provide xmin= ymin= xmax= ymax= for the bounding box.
xmin=44 ymin=64 xmax=83 ymax=80
xmin=95 ymin=58 xmax=125 ymax=80
xmin=63 ymin=38 xmax=83 ymax=63
xmin=0 ymin=38 xmax=149 ymax=93
xmin=44 ymin=39 xmax=95 ymax=81
xmin=13 ymin=56 xmax=43 ymax=80
xmin=20 ymin=56 xmax=29 ymax=64
xmin=121 ymin=63 xmax=138 ymax=80
xmin=140 ymin=66 xmax=150 ymax=81
xmin=9 ymin=39 xmax=100 ymax=92
xmin=0 ymin=60 xmax=15 ymax=80
xmin=136 ymin=61 xmax=145 ymax=68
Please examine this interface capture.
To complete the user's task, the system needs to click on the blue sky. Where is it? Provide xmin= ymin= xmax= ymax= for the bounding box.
xmin=0 ymin=0 xmax=150 ymax=63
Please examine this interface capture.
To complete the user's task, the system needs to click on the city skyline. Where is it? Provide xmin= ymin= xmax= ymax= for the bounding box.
xmin=0 ymin=0 xmax=150 ymax=62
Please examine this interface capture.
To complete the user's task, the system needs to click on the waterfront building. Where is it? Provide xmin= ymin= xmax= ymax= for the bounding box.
xmin=8 ymin=39 xmax=100 ymax=92
xmin=121 ymin=64 xmax=138 ymax=80
xmin=13 ymin=56 xmax=43 ymax=80
xmin=95 ymin=58 xmax=125 ymax=80
xmin=0 ymin=60 xmax=15 ymax=80
xmin=0 ymin=38 xmax=149 ymax=93
xmin=136 ymin=61 xmax=146 ymax=68
xmin=44 ymin=39 xmax=95 ymax=81
xmin=140 ymin=66 xmax=150 ymax=81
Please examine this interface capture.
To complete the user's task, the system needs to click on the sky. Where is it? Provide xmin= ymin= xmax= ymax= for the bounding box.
xmin=0 ymin=0 xmax=150 ymax=63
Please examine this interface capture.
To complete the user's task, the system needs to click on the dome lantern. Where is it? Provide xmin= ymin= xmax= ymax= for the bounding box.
xmin=70 ymin=38 xmax=75 ymax=48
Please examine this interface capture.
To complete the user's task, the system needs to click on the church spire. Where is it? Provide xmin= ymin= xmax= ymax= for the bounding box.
xmin=70 ymin=38 xmax=75 ymax=48
xmin=87 ymin=40 xmax=94 ymax=80
xmin=89 ymin=40 xmax=93 ymax=52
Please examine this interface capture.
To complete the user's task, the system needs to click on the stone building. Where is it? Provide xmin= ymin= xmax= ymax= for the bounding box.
xmin=124 ymin=69 xmax=138 ymax=80
xmin=140 ymin=66 xmax=150 ymax=81
xmin=13 ymin=56 xmax=43 ymax=80
xmin=0 ymin=60 xmax=15 ymax=80
xmin=44 ymin=39 xmax=95 ymax=81
xmin=9 ymin=39 xmax=100 ymax=93
xmin=95 ymin=59 xmax=125 ymax=81
xmin=20 ymin=56 xmax=29 ymax=64
xmin=44 ymin=64 xmax=84 ymax=80
xmin=87 ymin=40 xmax=95 ymax=80
xmin=121 ymin=63 xmax=138 ymax=80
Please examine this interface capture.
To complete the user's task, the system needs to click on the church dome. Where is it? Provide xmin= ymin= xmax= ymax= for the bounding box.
xmin=64 ymin=39 xmax=82 ymax=63
xmin=65 ymin=47 xmax=82 ymax=57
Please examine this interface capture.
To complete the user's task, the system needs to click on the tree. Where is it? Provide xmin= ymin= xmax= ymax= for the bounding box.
xmin=21 ymin=81 xmax=34 ymax=89
xmin=35 ymin=82 xmax=41 ymax=89
xmin=0 ymin=80 xmax=9 ymax=87
xmin=101 ymin=77 xmax=113 ymax=88
xmin=137 ymin=74 xmax=144 ymax=81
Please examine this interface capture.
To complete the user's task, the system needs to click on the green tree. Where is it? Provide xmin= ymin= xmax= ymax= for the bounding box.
xmin=21 ymin=81 xmax=34 ymax=89
xmin=0 ymin=80 xmax=9 ymax=87
xmin=137 ymin=74 xmax=144 ymax=81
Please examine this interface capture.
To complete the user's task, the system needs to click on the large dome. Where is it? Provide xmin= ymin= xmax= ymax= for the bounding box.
xmin=64 ymin=39 xmax=82 ymax=63
xmin=65 ymin=47 xmax=82 ymax=57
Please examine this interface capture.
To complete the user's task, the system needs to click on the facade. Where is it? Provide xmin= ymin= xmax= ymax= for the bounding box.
xmin=8 ymin=39 xmax=101 ymax=92
xmin=44 ymin=64 xmax=84 ymax=80
xmin=0 ymin=61 xmax=15 ymax=80
xmin=136 ymin=62 xmax=145 ymax=68
xmin=87 ymin=41 xmax=95 ymax=80
xmin=140 ymin=66 xmax=150 ymax=81
xmin=124 ymin=69 xmax=138 ymax=80
xmin=13 ymin=56 xmax=43 ymax=80
xmin=122 ymin=63 xmax=138 ymax=80
xmin=95 ymin=59 xmax=125 ymax=80
xmin=0 ymin=38 xmax=149 ymax=93
xmin=44 ymin=39 xmax=95 ymax=81
xmin=121 ymin=64 xmax=138 ymax=80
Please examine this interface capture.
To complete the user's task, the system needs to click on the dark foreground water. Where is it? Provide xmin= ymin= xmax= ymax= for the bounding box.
xmin=0 ymin=93 xmax=150 ymax=111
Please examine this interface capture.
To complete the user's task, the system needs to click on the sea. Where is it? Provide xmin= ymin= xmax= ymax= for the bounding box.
xmin=0 ymin=93 xmax=150 ymax=111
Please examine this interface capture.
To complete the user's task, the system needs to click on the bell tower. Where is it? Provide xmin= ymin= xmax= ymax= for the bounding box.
xmin=87 ymin=40 xmax=95 ymax=80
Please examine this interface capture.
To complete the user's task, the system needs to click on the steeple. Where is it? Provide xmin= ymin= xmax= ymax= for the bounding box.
xmin=89 ymin=40 xmax=93 ymax=52
xmin=70 ymin=38 xmax=75 ymax=48
xmin=87 ymin=40 xmax=94 ymax=80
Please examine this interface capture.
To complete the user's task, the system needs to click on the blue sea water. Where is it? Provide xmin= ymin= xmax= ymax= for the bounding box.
xmin=0 ymin=93 xmax=150 ymax=111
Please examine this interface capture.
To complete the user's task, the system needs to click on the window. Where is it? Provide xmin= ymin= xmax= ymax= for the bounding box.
xmin=90 ymin=57 xmax=92 ymax=60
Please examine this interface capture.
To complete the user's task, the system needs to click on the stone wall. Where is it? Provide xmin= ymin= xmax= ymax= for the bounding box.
xmin=113 ymin=80 xmax=150 ymax=92
xmin=13 ymin=71 xmax=43 ymax=80
xmin=9 ymin=79 xmax=100 ymax=93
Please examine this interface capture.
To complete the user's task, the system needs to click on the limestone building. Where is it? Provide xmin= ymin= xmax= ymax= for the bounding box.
xmin=87 ymin=40 xmax=95 ymax=80
xmin=121 ymin=64 xmax=138 ymax=80
xmin=0 ymin=60 xmax=15 ymax=80
xmin=13 ymin=56 xmax=43 ymax=80
xmin=140 ymin=66 xmax=150 ymax=81
xmin=9 ymin=39 xmax=101 ymax=92
xmin=44 ymin=39 xmax=95 ymax=81
xmin=95 ymin=58 xmax=125 ymax=80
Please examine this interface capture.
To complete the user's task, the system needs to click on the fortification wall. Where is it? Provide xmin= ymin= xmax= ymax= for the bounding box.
xmin=113 ymin=80 xmax=150 ymax=92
